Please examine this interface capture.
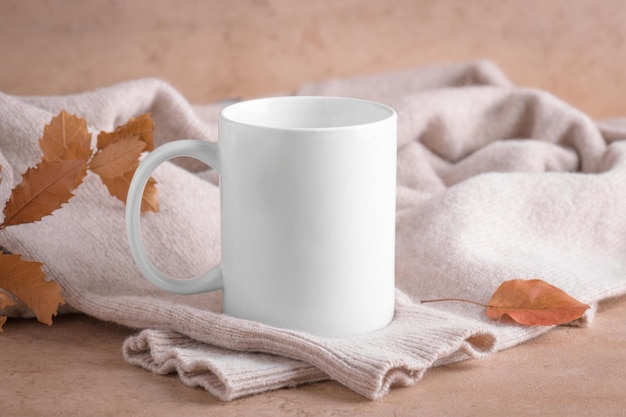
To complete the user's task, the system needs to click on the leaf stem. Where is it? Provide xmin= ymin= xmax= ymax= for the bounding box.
xmin=420 ymin=298 xmax=490 ymax=308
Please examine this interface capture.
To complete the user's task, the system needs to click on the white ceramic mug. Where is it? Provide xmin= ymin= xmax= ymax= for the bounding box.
xmin=126 ymin=96 xmax=397 ymax=337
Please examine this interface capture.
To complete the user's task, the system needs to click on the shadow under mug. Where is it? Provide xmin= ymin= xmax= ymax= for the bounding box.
xmin=126 ymin=96 xmax=397 ymax=337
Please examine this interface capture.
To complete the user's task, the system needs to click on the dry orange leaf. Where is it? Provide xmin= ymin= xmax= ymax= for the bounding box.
xmin=0 ymin=291 xmax=16 ymax=332
xmin=422 ymin=278 xmax=590 ymax=326
xmin=1 ymin=159 xmax=87 ymax=227
xmin=486 ymin=279 xmax=590 ymax=326
xmin=103 ymin=171 xmax=159 ymax=212
xmin=0 ymin=291 xmax=14 ymax=308
xmin=0 ymin=111 xmax=160 ymax=333
xmin=39 ymin=110 xmax=92 ymax=161
xmin=90 ymin=136 xmax=146 ymax=178
xmin=0 ymin=253 xmax=65 ymax=326
xmin=97 ymin=113 xmax=155 ymax=151
xmin=92 ymin=113 xmax=158 ymax=212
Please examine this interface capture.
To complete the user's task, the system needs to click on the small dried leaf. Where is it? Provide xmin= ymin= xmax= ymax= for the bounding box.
xmin=90 ymin=136 xmax=146 ymax=178
xmin=102 ymin=170 xmax=159 ymax=212
xmin=0 ymin=291 xmax=15 ymax=332
xmin=486 ymin=279 xmax=590 ymax=326
xmin=0 ymin=253 xmax=65 ymax=325
xmin=0 ymin=291 xmax=14 ymax=308
xmin=1 ymin=159 xmax=87 ymax=227
xmin=97 ymin=113 xmax=155 ymax=151
xmin=92 ymin=114 xmax=158 ymax=210
xmin=139 ymin=176 xmax=159 ymax=212
xmin=40 ymin=110 xmax=92 ymax=161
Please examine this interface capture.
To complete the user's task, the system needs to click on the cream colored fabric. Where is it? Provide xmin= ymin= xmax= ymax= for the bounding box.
xmin=1 ymin=61 xmax=625 ymax=400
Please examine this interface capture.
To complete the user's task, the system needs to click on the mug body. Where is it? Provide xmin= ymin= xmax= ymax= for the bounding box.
xmin=218 ymin=96 xmax=397 ymax=336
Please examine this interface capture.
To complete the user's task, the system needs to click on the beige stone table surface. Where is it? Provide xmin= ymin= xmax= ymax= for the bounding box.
xmin=1 ymin=1 xmax=625 ymax=416
xmin=1 ymin=297 xmax=624 ymax=417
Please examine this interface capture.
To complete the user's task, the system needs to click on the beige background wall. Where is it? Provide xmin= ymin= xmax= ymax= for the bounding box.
xmin=1 ymin=0 xmax=625 ymax=119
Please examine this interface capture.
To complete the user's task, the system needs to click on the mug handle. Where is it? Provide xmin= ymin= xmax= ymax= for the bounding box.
xmin=126 ymin=139 xmax=223 ymax=295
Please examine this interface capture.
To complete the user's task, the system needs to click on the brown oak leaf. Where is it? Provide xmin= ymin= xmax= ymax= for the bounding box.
xmin=102 ymin=171 xmax=159 ymax=212
xmin=92 ymin=113 xmax=158 ymax=211
xmin=0 ymin=291 xmax=16 ymax=332
xmin=39 ymin=110 xmax=92 ymax=161
xmin=89 ymin=136 xmax=146 ymax=178
xmin=0 ymin=253 xmax=65 ymax=326
xmin=1 ymin=159 xmax=88 ymax=227
xmin=97 ymin=113 xmax=154 ymax=151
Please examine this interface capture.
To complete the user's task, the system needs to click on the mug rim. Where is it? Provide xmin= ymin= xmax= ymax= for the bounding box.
xmin=219 ymin=96 xmax=396 ymax=132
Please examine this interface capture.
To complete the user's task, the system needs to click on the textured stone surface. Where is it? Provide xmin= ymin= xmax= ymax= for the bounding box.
xmin=1 ymin=297 xmax=624 ymax=416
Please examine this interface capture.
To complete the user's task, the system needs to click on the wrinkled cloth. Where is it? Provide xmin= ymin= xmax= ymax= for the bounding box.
xmin=1 ymin=60 xmax=625 ymax=401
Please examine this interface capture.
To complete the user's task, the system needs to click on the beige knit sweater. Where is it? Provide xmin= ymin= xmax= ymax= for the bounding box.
xmin=1 ymin=60 xmax=624 ymax=400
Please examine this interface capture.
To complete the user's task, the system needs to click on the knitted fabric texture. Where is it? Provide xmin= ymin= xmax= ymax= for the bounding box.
xmin=1 ymin=60 xmax=625 ymax=400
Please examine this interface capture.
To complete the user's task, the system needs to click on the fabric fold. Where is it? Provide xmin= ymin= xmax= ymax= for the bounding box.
xmin=123 ymin=329 xmax=328 ymax=401
xmin=122 ymin=294 xmax=498 ymax=400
